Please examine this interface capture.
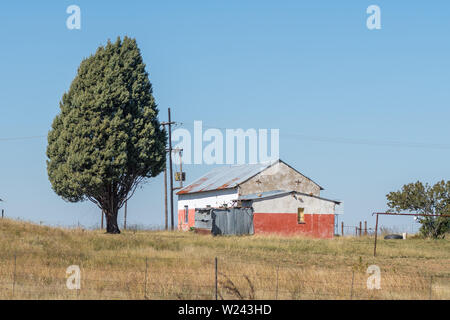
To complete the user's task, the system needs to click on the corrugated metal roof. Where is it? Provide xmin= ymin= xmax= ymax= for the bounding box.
xmin=176 ymin=159 xmax=325 ymax=195
xmin=176 ymin=162 xmax=272 ymax=195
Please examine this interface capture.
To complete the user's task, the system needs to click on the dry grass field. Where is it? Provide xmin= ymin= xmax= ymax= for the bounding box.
xmin=0 ymin=218 xmax=448 ymax=300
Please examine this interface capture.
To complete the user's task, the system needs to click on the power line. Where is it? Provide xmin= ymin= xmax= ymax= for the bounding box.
xmin=2 ymin=123 xmax=450 ymax=151
xmin=0 ymin=135 xmax=46 ymax=141
xmin=178 ymin=122 xmax=450 ymax=151
xmin=280 ymin=132 xmax=450 ymax=150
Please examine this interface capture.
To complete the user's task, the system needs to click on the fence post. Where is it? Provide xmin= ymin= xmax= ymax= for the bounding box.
xmin=1 ymin=209 xmax=4 ymax=219
xmin=12 ymin=253 xmax=16 ymax=298
xmin=373 ymin=213 xmax=379 ymax=257
xmin=144 ymin=257 xmax=148 ymax=300
xmin=275 ymin=265 xmax=279 ymax=300
xmin=429 ymin=275 xmax=433 ymax=300
xmin=341 ymin=222 xmax=344 ymax=236
xmin=350 ymin=270 xmax=354 ymax=300
xmin=215 ymin=257 xmax=218 ymax=300
xmin=364 ymin=221 xmax=367 ymax=235
xmin=359 ymin=222 xmax=362 ymax=236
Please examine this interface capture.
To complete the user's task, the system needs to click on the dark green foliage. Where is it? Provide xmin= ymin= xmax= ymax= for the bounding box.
xmin=47 ymin=36 xmax=166 ymax=233
xmin=386 ymin=181 xmax=450 ymax=239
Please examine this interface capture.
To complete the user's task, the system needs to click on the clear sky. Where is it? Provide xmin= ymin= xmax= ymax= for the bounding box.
xmin=0 ymin=1 xmax=449 ymax=232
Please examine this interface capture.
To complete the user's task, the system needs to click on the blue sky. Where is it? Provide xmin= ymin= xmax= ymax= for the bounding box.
xmin=0 ymin=1 xmax=449 ymax=231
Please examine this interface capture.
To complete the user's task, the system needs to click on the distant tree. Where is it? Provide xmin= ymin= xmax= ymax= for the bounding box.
xmin=386 ymin=181 xmax=450 ymax=239
xmin=47 ymin=36 xmax=166 ymax=234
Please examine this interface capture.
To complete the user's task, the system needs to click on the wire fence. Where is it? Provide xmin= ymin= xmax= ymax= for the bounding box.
xmin=0 ymin=254 xmax=448 ymax=300
xmin=339 ymin=223 xmax=421 ymax=237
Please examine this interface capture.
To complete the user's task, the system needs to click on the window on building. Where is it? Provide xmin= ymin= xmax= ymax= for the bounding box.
xmin=297 ymin=208 xmax=305 ymax=224
xmin=184 ymin=206 xmax=189 ymax=223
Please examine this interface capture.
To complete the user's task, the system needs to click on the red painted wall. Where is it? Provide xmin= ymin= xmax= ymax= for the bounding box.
xmin=178 ymin=209 xmax=196 ymax=231
xmin=178 ymin=209 xmax=335 ymax=238
xmin=253 ymin=213 xmax=335 ymax=238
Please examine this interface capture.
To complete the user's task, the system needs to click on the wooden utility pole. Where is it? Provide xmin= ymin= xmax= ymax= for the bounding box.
xmin=168 ymin=108 xmax=174 ymax=231
xmin=161 ymin=108 xmax=176 ymax=231
xmin=178 ymin=149 xmax=183 ymax=189
xmin=164 ymin=166 xmax=168 ymax=230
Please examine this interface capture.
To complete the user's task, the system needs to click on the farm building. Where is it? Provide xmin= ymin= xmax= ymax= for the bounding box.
xmin=176 ymin=159 xmax=340 ymax=238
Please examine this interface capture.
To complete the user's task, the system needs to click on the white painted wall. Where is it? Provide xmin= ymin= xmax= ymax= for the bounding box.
xmin=251 ymin=193 xmax=336 ymax=215
xmin=177 ymin=188 xmax=239 ymax=211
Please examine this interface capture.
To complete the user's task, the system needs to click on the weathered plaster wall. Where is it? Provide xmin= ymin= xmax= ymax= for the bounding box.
xmin=239 ymin=161 xmax=321 ymax=196
xmin=251 ymin=193 xmax=336 ymax=238
xmin=251 ymin=193 xmax=335 ymax=214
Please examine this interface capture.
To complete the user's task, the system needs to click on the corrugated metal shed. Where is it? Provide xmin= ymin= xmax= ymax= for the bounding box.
xmin=194 ymin=208 xmax=213 ymax=230
xmin=212 ymin=207 xmax=254 ymax=236
xmin=177 ymin=162 xmax=272 ymax=195
xmin=194 ymin=207 xmax=254 ymax=236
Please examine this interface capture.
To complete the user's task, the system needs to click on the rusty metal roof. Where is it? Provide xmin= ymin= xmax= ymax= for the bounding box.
xmin=176 ymin=159 xmax=324 ymax=195
xmin=176 ymin=162 xmax=273 ymax=195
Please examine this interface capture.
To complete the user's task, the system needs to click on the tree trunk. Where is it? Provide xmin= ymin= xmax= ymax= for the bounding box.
xmin=105 ymin=209 xmax=121 ymax=234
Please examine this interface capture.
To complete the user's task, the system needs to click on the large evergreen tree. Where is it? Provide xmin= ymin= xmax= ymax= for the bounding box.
xmin=47 ymin=36 xmax=166 ymax=234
